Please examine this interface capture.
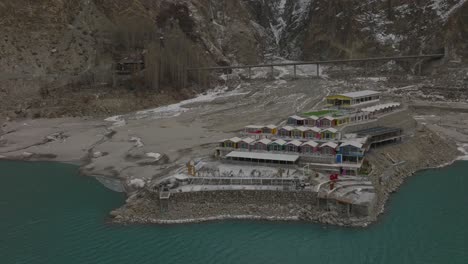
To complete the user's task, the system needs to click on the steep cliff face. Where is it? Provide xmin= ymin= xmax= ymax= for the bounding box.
xmin=302 ymin=0 xmax=467 ymax=60
xmin=1 ymin=0 xmax=466 ymax=77
xmin=0 ymin=0 xmax=467 ymax=118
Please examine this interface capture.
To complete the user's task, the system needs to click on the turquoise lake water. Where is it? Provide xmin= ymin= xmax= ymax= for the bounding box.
xmin=1 ymin=160 xmax=467 ymax=264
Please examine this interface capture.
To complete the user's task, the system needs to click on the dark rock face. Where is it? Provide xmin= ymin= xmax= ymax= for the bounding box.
xmin=1 ymin=0 xmax=467 ymax=119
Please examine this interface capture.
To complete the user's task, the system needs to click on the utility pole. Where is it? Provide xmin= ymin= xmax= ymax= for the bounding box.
xmin=158 ymin=34 xmax=165 ymax=90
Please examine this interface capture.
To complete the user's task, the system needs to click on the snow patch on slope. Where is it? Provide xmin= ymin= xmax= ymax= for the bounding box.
xmin=105 ymin=86 xmax=248 ymax=127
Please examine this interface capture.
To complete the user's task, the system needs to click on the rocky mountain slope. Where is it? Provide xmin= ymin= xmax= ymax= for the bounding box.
xmin=0 ymin=0 xmax=467 ymax=119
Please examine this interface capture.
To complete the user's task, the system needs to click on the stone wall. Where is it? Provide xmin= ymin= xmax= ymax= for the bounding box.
xmin=169 ymin=190 xmax=317 ymax=206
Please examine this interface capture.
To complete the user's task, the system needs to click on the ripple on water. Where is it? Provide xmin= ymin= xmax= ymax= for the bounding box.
xmin=0 ymin=161 xmax=468 ymax=264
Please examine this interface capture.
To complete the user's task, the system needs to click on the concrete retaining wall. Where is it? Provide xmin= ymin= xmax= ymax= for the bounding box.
xmin=169 ymin=190 xmax=317 ymax=205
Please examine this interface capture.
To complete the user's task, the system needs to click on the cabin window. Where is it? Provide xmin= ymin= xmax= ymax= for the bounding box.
xmin=322 ymin=147 xmax=334 ymax=155
xmin=270 ymin=144 xmax=281 ymax=151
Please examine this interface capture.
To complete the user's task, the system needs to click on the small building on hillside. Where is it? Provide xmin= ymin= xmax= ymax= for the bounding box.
xmin=244 ymin=125 xmax=264 ymax=134
xmin=252 ymin=138 xmax=271 ymax=151
xmin=278 ymin=126 xmax=294 ymax=137
xmin=304 ymin=127 xmax=322 ymax=139
xmin=286 ymin=140 xmax=302 ymax=152
xmin=291 ymin=126 xmax=309 ymax=138
xmin=269 ymin=139 xmax=287 ymax=152
xmin=321 ymin=127 xmax=339 ymax=140
xmin=318 ymin=116 xmax=336 ymax=127
xmin=220 ymin=137 xmax=243 ymax=148
xmin=301 ymin=141 xmax=319 ymax=154
xmin=239 ymin=138 xmax=255 ymax=150
xmin=326 ymin=90 xmax=381 ymax=108
xmin=262 ymin=125 xmax=278 ymax=135
xmin=304 ymin=116 xmax=319 ymax=126
xmin=338 ymin=141 xmax=366 ymax=163
xmin=334 ymin=115 xmax=350 ymax=126
xmin=287 ymin=115 xmax=306 ymax=126
xmin=320 ymin=142 xmax=338 ymax=155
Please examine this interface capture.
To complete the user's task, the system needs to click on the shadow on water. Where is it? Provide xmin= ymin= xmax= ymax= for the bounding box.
xmin=1 ymin=160 xmax=467 ymax=264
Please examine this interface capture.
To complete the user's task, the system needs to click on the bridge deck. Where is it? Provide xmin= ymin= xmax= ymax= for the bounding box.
xmin=187 ymin=54 xmax=444 ymax=71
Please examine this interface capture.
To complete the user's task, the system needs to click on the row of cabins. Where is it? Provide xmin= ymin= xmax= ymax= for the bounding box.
xmin=326 ymin=90 xmax=381 ymax=108
xmin=244 ymin=125 xmax=340 ymax=140
xmin=287 ymin=112 xmax=371 ymax=128
xmin=286 ymin=103 xmax=401 ymax=128
xmin=220 ymin=137 xmax=366 ymax=163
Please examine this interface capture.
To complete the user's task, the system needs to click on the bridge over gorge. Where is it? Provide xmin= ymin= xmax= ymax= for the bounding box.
xmin=187 ymin=54 xmax=445 ymax=80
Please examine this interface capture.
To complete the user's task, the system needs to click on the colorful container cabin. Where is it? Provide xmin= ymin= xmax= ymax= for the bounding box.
xmin=326 ymin=90 xmax=381 ymax=108
xmin=319 ymin=142 xmax=338 ymax=155
xmin=304 ymin=127 xmax=322 ymax=139
xmin=317 ymin=116 xmax=336 ymax=127
xmin=291 ymin=126 xmax=309 ymax=138
xmin=321 ymin=127 xmax=339 ymax=140
xmin=334 ymin=115 xmax=351 ymax=126
xmin=286 ymin=140 xmax=302 ymax=152
xmin=244 ymin=125 xmax=264 ymax=134
xmin=238 ymin=138 xmax=255 ymax=150
xmin=262 ymin=125 xmax=278 ymax=135
xmin=252 ymin=138 xmax=271 ymax=151
xmin=278 ymin=126 xmax=294 ymax=137
xmin=221 ymin=137 xmax=242 ymax=149
xmin=269 ymin=139 xmax=286 ymax=152
xmin=287 ymin=115 xmax=306 ymax=126
xmin=338 ymin=141 xmax=366 ymax=163
xmin=301 ymin=141 xmax=319 ymax=154
xmin=304 ymin=116 xmax=319 ymax=126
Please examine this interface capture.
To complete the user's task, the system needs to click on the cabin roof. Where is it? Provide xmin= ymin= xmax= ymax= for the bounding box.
xmin=322 ymin=127 xmax=338 ymax=133
xmin=289 ymin=115 xmax=306 ymax=121
xmin=286 ymin=140 xmax=302 ymax=147
xmin=294 ymin=126 xmax=310 ymax=132
xmin=266 ymin=124 xmax=278 ymax=129
xmin=271 ymin=139 xmax=287 ymax=145
xmin=339 ymin=90 xmax=381 ymax=99
xmin=302 ymin=141 xmax=319 ymax=147
xmin=281 ymin=126 xmax=294 ymax=131
xmin=309 ymin=127 xmax=322 ymax=132
xmin=241 ymin=138 xmax=255 ymax=144
xmin=256 ymin=138 xmax=272 ymax=145
xmin=321 ymin=116 xmax=335 ymax=121
xmin=340 ymin=141 xmax=363 ymax=149
xmin=228 ymin=137 xmax=243 ymax=143
xmin=320 ymin=142 xmax=338 ymax=149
